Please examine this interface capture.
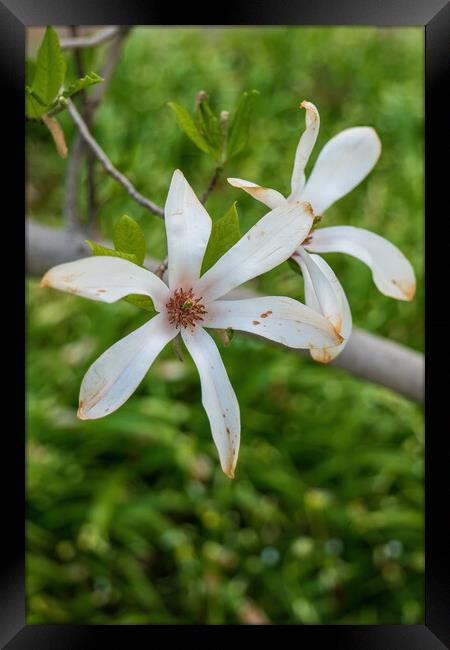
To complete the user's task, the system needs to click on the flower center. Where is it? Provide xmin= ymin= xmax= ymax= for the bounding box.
xmin=166 ymin=288 xmax=207 ymax=329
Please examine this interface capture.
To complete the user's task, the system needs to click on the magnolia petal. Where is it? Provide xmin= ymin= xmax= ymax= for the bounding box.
xmin=299 ymin=253 xmax=352 ymax=363
xmin=227 ymin=177 xmax=287 ymax=209
xmin=288 ymin=100 xmax=320 ymax=202
xmin=202 ymin=296 xmax=342 ymax=349
xmin=78 ymin=313 xmax=176 ymax=420
xmin=164 ymin=169 xmax=212 ymax=289
xmin=40 ymin=256 xmax=170 ymax=311
xmin=181 ymin=327 xmax=240 ymax=478
xmin=301 ymin=127 xmax=381 ymax=215
xmin=305 ymin=226 xmax=416 ymax=301
xmin=195 ymin=201 xmax=314 ymax=302
xmin=292 ymin=247 xmax=342 ymax=332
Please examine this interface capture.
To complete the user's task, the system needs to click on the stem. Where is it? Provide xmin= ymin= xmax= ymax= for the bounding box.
xmin=64 ymin=28 xmax=131 ymax=232
xmin=201 ymin=167 xmax=222 ymax=204
xmin=60 ymin=27 xmax=120 ymax=50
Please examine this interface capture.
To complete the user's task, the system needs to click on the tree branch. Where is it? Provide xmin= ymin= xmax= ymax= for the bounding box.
xmin=60 ymin=27 xmax=120 ymax=50
xmin=66 ymin=99 xmax=164 ymax=218
xmin=201 ymin=166 xmax=222 ymax=204
xmin=64 ymin=27 xmax=131 ymax=233
xmin=26 ymin=218 xmax=424 ymax=404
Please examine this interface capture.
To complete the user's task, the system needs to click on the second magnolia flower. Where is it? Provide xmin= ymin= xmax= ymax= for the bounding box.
xmin=41 ymin=170 xmax=342 ymax=478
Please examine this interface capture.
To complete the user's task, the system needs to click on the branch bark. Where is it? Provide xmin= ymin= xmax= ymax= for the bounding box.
xmin=64 ymin=27 xmax=131 ymax=233
xmin=201 ymin=167 xmax=222 ymax=204
xmin=26 ymin=218 xmax=424 ymax=404
xmin=60 ymin=27 xmax=120 ymax=50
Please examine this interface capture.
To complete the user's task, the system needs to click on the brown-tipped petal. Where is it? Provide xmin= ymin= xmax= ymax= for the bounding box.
xmin=288 ymin=100 xmax=320 ymax=202
xmin=227 ymin=177 xmax=286 ymax=209
xmin=78 ymin=314 xmax=176 ymax=420
xmin=202 ymin=296 xmax=342 ymax=350
xmin=181 ymin=326 xmax=240 ymax=479
xmin=40 ymin=256 xmax=170 ymax=311
xmin=305 ymin=226 xmax=416 ymax=301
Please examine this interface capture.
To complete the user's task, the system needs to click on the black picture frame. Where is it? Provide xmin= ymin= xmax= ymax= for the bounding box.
xmin=5 ymin=0 xmax=449 ymax=647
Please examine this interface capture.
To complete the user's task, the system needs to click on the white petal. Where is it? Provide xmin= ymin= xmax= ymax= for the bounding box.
xmin=292 ymin=247 xmax=342 ymax=332
xmin=202 ymin=296 xmax=342 ymax=349
xmin=164 ymin=169 xmax=212 ymax=289
xmin=296 ymin=252 xmax=352 ymax=363
xmin=195 ymin=201 xmax=314 ymax=302
xmin=288 ymin=100 xmax=320 ymax=202
xmin=301 ymin=127 xmax=381 ymax=214
xmin=227 ymin=177 xmax=286 ymax=209
xmin=40 ymin=256 xmax=170 ymax=311
xmin=305 ymin=226 xmax=416 ymax=301
xmin=181 ymin=327 xmax=240 ymax=478
xmin=78 ymin=313 xmax=176 ymax=420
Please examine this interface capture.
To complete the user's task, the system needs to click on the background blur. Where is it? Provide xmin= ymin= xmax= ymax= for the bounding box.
xmin=26 ymin=27 xmax=424 ymax=624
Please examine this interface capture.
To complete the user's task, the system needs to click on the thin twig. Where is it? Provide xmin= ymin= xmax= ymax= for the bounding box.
xmin=201 ymin=166 xmax=222 ymax=204
xmin=67 ymin=99 xmax=164 ymax=218
xmin=60 ymin=26 xmax=120 ymax=50
xmin=64 ymin=28 xmax=131 ymax=232
xmin=84 ymin=27 xmax=131 ymax=122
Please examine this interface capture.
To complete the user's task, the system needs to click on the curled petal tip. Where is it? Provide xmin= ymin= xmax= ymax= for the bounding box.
xmin=389 ymin=278 xmax=416 ymax=302
xmin=402 ymin=281 xmax=416 ymax=302
xmin=39 ymin=273 xmax=50 ymax=288
xmin=224 ymin=467 xmax=235 ymax=479
xmin=77 ymin=405 xmax=88 ymax=420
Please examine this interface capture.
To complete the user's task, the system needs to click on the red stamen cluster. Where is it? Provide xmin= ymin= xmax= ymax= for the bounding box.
xmin=166 ymin=288 xmax=207 ymax=330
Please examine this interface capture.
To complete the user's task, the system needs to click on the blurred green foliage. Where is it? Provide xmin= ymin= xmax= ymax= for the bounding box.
xmin=26 ymin=26 xmax=423 ymax=624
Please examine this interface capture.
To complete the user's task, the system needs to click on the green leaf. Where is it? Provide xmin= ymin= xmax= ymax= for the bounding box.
xmin=227 ymin=89 xmax=259 ymax=159
xmin=195 ymin=97 xmax=223 ymax=153
xmin=201 ymin=202 xmax=241 ymax=275
xmin=63 ymin=71 xmax=103 ymax=99
xmin=123 ymin=294 xmax=156 ymax=313
xmin=112 ymin=215 xmax=146 ymax=266
xmin=25 ymin=86 xmax=46 ymax=120
xmin=31 ymin=26 xmax=66 ymax=107
xmin=86 ymin=240 xmax=155 ymax=313
xmin=167 ymin=102 xmax=215 ymax=157
xmin=26 ymin=59 xmax=36 ymax=86
xmin=86 ymin=240 xmax=138 ymax=263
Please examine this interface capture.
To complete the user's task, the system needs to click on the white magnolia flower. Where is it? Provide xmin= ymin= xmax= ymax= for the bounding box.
xmin=41 ymin=170 xmax=342 ymax=478
xmin=228 ymin=101 xmax=416 ymax=363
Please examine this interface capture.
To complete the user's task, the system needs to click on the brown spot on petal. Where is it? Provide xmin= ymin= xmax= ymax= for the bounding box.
xmin=260 ymin=310 xmax=273 ymax=318
xmin=253 ymin=320 xmax=260 ymax=325
xmin=301 ymin=201 xmax=314 ymax=216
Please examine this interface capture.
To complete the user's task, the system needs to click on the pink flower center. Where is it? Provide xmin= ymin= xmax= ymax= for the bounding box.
xmin=166 ymin=288 xmax=207 ymax=329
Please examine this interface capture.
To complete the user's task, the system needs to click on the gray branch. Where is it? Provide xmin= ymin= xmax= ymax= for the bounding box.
xmin=60 ymin=27 xmax=120 ymax=50
xmin=26 ymin=219 xmax=424 ymax=403
xmin=64 ymin=28 xmax=131 ymax=233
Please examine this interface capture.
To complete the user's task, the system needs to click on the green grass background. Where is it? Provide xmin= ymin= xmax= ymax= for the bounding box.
xmin=26 ymin=26 xmax=424 ymax=624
